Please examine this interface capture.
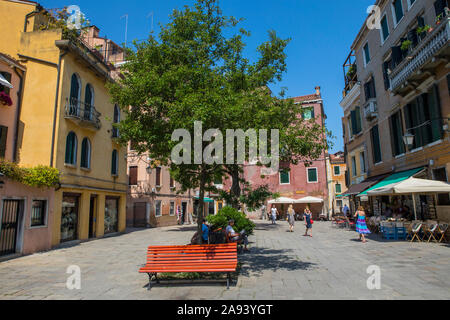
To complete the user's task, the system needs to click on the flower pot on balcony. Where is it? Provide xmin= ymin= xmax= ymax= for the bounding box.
xmin=0 ymin=92 xmax=13 ymax=106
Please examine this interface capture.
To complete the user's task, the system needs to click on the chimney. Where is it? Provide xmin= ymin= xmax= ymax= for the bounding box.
xmin=315 ymin=86 xmax=321 ymax=97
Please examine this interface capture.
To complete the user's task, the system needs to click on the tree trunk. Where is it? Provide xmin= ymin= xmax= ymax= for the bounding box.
xmin=197 ymin=167 xmax=207 ymax=244
xmin=230 ymin=165 xmax=241 ymax=210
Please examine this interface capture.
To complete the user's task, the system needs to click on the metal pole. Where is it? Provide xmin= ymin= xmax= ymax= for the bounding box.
xmin=412 ymin=194 xmax=418 ymax=220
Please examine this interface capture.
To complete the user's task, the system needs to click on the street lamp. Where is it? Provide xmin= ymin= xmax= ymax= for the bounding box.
xmin=146 ymin=166 xmax=152 ymax=175
xmin=403 ymin=132 xmax=415 ymax=148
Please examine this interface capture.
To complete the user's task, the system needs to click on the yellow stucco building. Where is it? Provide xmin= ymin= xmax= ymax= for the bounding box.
xmin=0 ymin=0 xmax=127 ymax=246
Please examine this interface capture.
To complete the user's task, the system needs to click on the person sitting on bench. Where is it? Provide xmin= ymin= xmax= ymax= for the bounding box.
xmin=226 ymin=219 xmax=249 ymax=252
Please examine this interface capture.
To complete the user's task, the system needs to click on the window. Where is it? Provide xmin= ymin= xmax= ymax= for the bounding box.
xmin=155 ymin=201 xmax=162 ymax=217
xmin=408 ymin=0 xmax=416 ymax=9
xmin=280 ymin=170 xmax=290 ymax=184
xmin=334 ymin=166 xmax=341 ymax=176
xmin=170 ymin=202 xmax=175 ymax=216
xmin=0 ymin=125 xmax=8 ymax=158
xmin=307 ymin=168 xmax=318 ymax=183
xmin=404 ymin=85 xmax=442 ymax=150
xmin=69 ymin=74 xmax=81 ymax=115
xmin=336 ymin=200 xmax=343 ymax=208
xmin=155 ymin=167 xmax=162 ymax=186
xmin=364 ymin=78 xmax=377 ymax=101
xmin=0 ymin=72 xmax=12 ymax=95
xmin=352 ymin=156 xmax=357 ymax=177
xmin=129 ymin=166 xmax=138 ymax=186
xmin=382 ymin=60 xmax=392 ymax=90
xmin=390 ymin=111 xmax=405 ymax=156
xmin=350 ymin=107 xmax=362 ymax=136
xmin=363 ymin=43 xmax=371 ymax=66
xmin=113 ymin=105 xmax=120 ymax=138
xmin=392 ymin=0 xmax=404 ymax=26
xmin=335 ymin=184 xmax=342 ymax=194
xmin=84 ymin=84 xmax=94 ymax=120
xmin=360 ymin=152 xmax=366 ymax=174
xmin=80 ymin=138 xmax=91 ymax=169
xmin=31 ymin=200 xmax=46 ymax=227
xmin=434 ymin=0 xmax=449 ymax=19
xmin=380 ymin=15 xmax=390 ymax=43
xmin=371 ymin=125 xmax=382 ymax=164
xmin=302 ymin=107 xmax=315 ymax=120
xmin=65 ymin=132 xmax=78 ymax=165
xmin=111 ymin=150 xmax=118 ymax=175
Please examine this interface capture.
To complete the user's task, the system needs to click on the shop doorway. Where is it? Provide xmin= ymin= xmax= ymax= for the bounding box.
xmin=0 ymin=200 xmax=23 ymax=256
xmin=88 ymin=196 xmax=97 ymax=239
xmin=181 ymin=202 xmax=187 ymax=225
xmin=105 ymin=197 xmax=119 ymax=234
xmin=133 ymin=202 xmax=147 ymax=227
xmin=61 ymin=194 xmax=79 ymax=243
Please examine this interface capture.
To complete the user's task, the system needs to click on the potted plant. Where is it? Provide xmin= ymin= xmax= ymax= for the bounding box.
xmin=401 ymin=40 xmax=412 ymax=51
xmin=417 ymin=25 xmax=431 ymax=35
xmin=0 ymin=91 xmax=13 ymax=106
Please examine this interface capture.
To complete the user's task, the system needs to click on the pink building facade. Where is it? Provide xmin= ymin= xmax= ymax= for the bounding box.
xmin=243 ymin=88 xmax=330 ymax=220
xmin=0 ymin=53 xmax=55 ymax=258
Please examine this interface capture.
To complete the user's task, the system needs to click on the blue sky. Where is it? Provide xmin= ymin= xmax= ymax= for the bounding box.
xmin=40 ymin=0 xmax=374 ymax=153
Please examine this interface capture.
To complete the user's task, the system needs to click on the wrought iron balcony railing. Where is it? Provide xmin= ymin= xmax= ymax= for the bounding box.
xmin=389 ymin=16 xmax=449 ymax=94
xmin=64 ymin=97 xmax=101 ymax=130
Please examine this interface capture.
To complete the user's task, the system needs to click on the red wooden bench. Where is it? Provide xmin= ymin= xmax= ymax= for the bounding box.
xmin=139 ymin=243 xmax=238 ymax=290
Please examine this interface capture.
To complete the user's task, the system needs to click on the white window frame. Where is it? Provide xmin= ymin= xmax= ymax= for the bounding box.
xmin=30 ymin=198 xmax=49 ymax=229
xmin=379 ymin=13 xmax=390 ymax=44
xmin=407 ymin=0 xmax=416 ymax=10
xmin=391 ymin=0 xmax=404 ymax=28
xmin=155 ymin=200 xmax=162 ymax=217
xmin=363 ymin=42 xmax=371 ymax=67
xmin=279 ymin=170 xmax=291 ymax=185
xmin=307 ymin=167 xmax=319 ymax=184
xmin=334 ymin=166 xmax=341 ymax=176
xmin=169 ymin=201 xmax=175 ymax=216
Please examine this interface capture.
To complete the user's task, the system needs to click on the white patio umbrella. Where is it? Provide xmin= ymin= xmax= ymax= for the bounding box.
xmin=268 ymin=197 xmax=296 ymax=204
xmin=367 ymin=177 xmax=450 ymax=220
xmin=295 ymin=196 xmax=324 ymax=204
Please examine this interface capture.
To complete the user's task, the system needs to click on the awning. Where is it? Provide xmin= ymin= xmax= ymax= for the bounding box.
xmin=367 ymin=177 xmax=450 ymax=196
xmin=194 ymin=196 xmax=215 ymax=203
xmin=357 ymin=167 xmax=424 ymax=197
xmin=0 ymin=73 xmax=13 ymax=89
xmin=342 ymin=174 xmax=390 ymax=196
xmin=268 ymin=197 xmax=295 ymax=204
xmin=295 ymin=196 xmax=323 ymax=204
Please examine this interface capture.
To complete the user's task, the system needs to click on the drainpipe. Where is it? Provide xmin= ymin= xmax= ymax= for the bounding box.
xmin=50 ymin=50 xmax=68 ymax=167
xmin=12 ymin=67 xmax=24 ymax=163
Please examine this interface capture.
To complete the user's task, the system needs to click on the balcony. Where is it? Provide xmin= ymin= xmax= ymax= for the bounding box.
xmin=64 ymin=98 xmax=101 ymax=130
xmin=364 ymin=100 xmax=378 ymax=121
xmin=342 ymin=51 xmax=358 ymax=98
xmin=389 ymin=16 xmax=450 ymax=96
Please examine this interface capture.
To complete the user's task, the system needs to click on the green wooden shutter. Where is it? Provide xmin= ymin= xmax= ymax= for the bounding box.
xmin=308 ymin=168 xmax=318 ymax=182
xmin=336 ymin=184 xmax=342 ymax=194
xmin=280 ymin=170 xmax=290 ymax=184
xmin=350 ymin=110 xmax=357 ymax=135
xmin=0 ymin=126 xmax=8 ymax=158
xmin=428 ymin=85 xmax=442 ymax=143
xmin=371 ymin=125 xmax=382 ymax=164
xmin=355 ymin=107 xmax=362 ymax=134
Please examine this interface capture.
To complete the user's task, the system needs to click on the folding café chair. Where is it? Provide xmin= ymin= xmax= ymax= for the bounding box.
xmin=437 ymin=224 xmax=449 ymax=243
xmin=410 ymin=223 xmax=423 ymax=242
xmin=425 ymin=223 xmax=439 ymax=243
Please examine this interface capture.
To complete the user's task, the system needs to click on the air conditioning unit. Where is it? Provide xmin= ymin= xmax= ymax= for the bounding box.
xmin=364 ymin=100 xmax=378 ymax=120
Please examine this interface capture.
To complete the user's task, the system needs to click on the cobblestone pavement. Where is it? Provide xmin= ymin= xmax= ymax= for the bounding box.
xmin=0 ymin=220 xmax=449 ymax=300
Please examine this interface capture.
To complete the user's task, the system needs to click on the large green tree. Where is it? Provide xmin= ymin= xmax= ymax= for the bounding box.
xmin=109 ymin=0 xmax=329 ymax=241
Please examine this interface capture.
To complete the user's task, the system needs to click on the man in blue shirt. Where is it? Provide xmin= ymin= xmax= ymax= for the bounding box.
xmin=201 ymin=219 xmax=209 ymax=244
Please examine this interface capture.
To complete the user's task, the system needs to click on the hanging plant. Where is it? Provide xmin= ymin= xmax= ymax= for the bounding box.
xmin=0 ymin=91 xmax=13 ymax=106
xmin=417 ymin=25 xmax=431 ymax=35
xmin=401 ymin=40 xmax=412 ymax=51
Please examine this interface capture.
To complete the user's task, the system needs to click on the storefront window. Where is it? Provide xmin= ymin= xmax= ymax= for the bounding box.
xmin=61 ymin=195 xmax=79 ymax=242
xmin=104 ymin=197 xmax=119 ymax=234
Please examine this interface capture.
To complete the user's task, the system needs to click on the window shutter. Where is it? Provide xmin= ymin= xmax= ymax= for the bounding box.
xmin=364 ymin=82 xmax=370 ymax=101
xmin=383 ymin=61 xmax=391 ymax=90
xmin=355 ymin=107 xmax=362 ymax=134
xmin=156 ymin=167 xmax=161 ymax=186
xmin=428 ymin=85 xmax=443 ymax=142
xmin=370 ymin=78 xmax=377 ymax=98
xmin=407 ymin=29 xmax=418 ymax=48
xmin=434 ymin=0 xmax=447 ymax=17
xmin=350 ymin=110 xmax=357 ymax=135
xmin=417 ymin=16 xmax=425 ymax=28
xmin=371 ymin=125 xmax=382 ymax=164
xmin=0 ymin=126 xmax=8 ymax=158
xmin=129 ymin=166 xmax=138 ymax=185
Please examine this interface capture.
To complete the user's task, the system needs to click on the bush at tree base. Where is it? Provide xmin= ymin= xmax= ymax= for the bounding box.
xmin=206 ymin=206 xmax=256 ymax=236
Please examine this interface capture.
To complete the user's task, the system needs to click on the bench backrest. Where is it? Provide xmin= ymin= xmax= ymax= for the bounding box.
xmin=146 ymin=243 xmax=237 ymax=266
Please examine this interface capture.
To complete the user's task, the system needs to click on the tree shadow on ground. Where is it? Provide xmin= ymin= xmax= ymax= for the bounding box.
xmin=165 ymin=226 xmax=198 ymax=233
xmin=238 ymin=247 xmax=317 ymax=277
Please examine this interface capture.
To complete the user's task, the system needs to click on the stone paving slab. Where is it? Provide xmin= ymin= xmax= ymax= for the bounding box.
xmin=0 ymin=221 xmax=449 ymax=300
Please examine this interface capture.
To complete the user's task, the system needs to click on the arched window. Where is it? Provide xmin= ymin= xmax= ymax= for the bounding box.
xmin=112 ymin=105 xmax=120 ymax=138
xmin=69 ymin=74 xmax=81 ymax=116
xmin=65 ymin=132 xmax=78 ymax=165
xmin=111 ymin=149 xmax=118 ymax=175
xmin=84 ymin=84 xmax=94 ymax=120
xmin=80 ymin=138 xmax=91 ymax=169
